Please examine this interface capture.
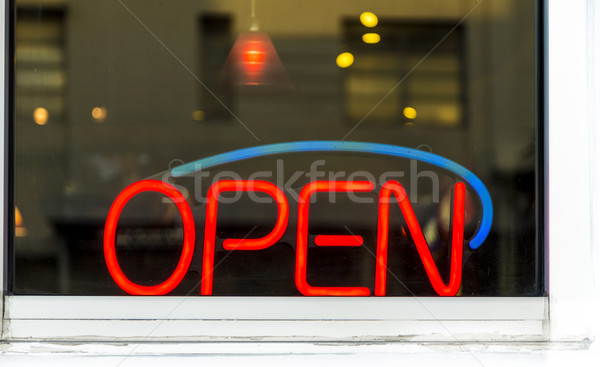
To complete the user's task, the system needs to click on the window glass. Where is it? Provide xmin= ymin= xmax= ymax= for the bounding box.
xmin=11 ymin=0 xmax=542 ymax=297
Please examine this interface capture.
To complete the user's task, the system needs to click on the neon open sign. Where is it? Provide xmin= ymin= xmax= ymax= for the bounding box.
xmin=103 ymin=141 xmax=493 ymax=297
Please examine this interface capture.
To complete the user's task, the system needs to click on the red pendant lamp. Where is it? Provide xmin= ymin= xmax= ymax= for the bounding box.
xmin=217 ymin=1 xmax=293 ymax=90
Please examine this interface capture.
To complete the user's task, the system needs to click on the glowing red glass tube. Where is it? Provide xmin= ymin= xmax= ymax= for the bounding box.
xmin=296 ymin=181 xmax=373 ymax=296
xmin=201 ymin=180 xmax=289 ymax=296
xmin=375 ymin=181 xmax=466 ymax=296
xmin=103 ymin=179 xmax=195 ymax=295
xmin=314 ymin=235 xmax=363 ymax=247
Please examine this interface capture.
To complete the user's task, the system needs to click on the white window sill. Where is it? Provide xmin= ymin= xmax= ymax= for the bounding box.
xmin=4 ymin=296 xmax=547 ymax=342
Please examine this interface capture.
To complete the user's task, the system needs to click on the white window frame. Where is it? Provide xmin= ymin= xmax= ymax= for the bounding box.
xmin=1 ymin=0 xmax=598 ymax=348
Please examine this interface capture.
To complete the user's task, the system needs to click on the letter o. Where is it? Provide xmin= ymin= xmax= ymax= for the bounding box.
xmin=104 ymin=179 xmax=195 ymax=295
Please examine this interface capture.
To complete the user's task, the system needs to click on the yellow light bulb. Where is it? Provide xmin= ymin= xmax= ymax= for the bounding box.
xmin=33 ymin=107 xmax=48 ymax=125
xmin=336 ymin=52 xmax=355 ymax=68
xmin=362 ymin=33 xmax=381 ymax=44
xmin=403 ymin=107 xmax=417 ymax=119
xmin=91 ymin=107 xmax=107 ymax=122
xmin=360 ymin=12 xmax=378 ymax=28
xmin=192 ymin=110 xmax=205 ymax=121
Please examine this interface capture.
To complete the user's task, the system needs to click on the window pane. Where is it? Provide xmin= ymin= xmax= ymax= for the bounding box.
xmin=11 ymin=0 xmax=542 ymax=297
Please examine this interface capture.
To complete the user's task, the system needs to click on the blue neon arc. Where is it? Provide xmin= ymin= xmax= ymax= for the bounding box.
xmin=171 ymin=141 xmax=493 ymax=250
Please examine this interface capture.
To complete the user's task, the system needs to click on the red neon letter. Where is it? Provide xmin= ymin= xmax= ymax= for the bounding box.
xmin=375 ymin=181 xmax=466 ymax=296
xmin=296 ymin=181 xmax=373 ymax=296
xmin=201 ymin=180 xmax=289 ymax=295
xmin=104 ymin=180 xmax=195 ymax=295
